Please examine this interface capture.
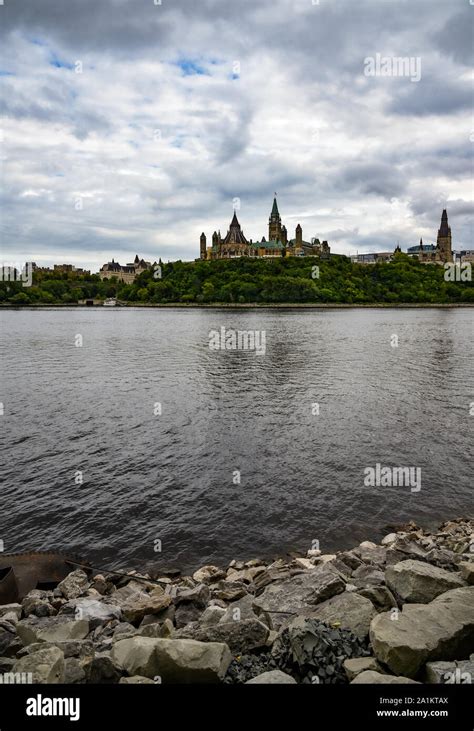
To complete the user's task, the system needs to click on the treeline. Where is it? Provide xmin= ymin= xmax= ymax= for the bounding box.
xmin=1 ymin=254 xmax=473 ymax=304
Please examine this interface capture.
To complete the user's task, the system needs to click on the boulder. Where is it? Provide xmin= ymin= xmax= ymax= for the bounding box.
xmin=459 ymin=562 xmax=474 ymax=585
xmin=60 ymin=598 xmax=122 ymax=628
xmin=0 ymin=623 xmax=22 ymax=657
xmin=386 ymin=560 xmax=466 ymax=603
xmin=358 ymin=586 xmax=398 ymax=613
xmin=253 ymin=564 xmax=345 ymax=628
xmin=305 ymin=592 xmax=376 ymax=640
xmin=16 ymin=615 xmax=90 ymax=646
xmin=343 ymin=657 xmax=381 ymax=681
xmin=351 ymin=565 xmax=385 ymax=588
xmin=22 ymin=590 xmax=56 ymax=618
xmin=84 ymin=652 xmax=122 ymax=684
xmin=17 ymin=639 xmax=94 ymax=660
xmin=174 ymin=602 xmax=203 ymax=629
xmin=246 ymin=670 xmax=297 ymax=684
xmin=0 ymin=604 xmax=22 ymax=624
xmin=370 ymin=586 xmax=474 ymax=677
xmin=111 ymin=637 xmax=231 ymax=682
xmin=210 ymin=581 xmax=248 ymax=602
xmin=351 ymin=670 xmax=419 ymax=684
xmin=174 ymin=618 xmax=269 ymax=653
xmin=64 ymin=657 xmax=86 ymax=684
xmin=57 ymin=570 xmax=89 ymax=600
xmin=175 ymin=584 xmax=210 ymax=606
xmin=119 ymin=675 xmax=155 ymax=684
xmin=192 ymin=566 xmax=226 ymax=584
xmin=424 ymin=658 xmax=474 ymax=684
xmin=12 ymin=646 xmax=65 ymax=684
xmin=107 ymin=587 xmax=171 ymax=623
xmin=200 ymin=606 xmax=226 ymax=626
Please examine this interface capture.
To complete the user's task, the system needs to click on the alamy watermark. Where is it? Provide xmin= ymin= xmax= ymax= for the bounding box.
xmin=209 ymin=327 xmax=266 ymax=356
xmin=364 ymin=463 xmax=421 ymax=493
xmin=0 ymin=262 xmax=33 ymax=287
xmin=364 ymin=53 xmax=421 ymax=83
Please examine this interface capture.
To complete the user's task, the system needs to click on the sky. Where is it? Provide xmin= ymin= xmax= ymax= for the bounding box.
xmin=0 ymin=0 xmax=472 ymax=272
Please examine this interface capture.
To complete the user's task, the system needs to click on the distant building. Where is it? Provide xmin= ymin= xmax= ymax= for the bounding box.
xmin=200 ymin=196 xmax=330 ymax=260
xmin=99 ymin=255 xmax=151 ymax=283
xmin=350 ymin=252 xmax=394 ymax=264
xmin=53 ymin=264 xmax=90 ymax=275
xmin=415 ymin=209 xmax=453 ymax=264
xmin=407 ymin=240 xmax=436 ymax=257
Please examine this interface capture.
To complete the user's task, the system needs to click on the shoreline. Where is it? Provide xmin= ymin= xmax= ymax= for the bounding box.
xmin=1 ymin=517 xmax=472 ymax=685
xmin=1 ymin=302 xmax=473 ymax=310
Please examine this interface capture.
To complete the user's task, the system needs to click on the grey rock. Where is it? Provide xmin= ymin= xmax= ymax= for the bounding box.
xmin=459 ymin=562 xmax=474 ymax=585
xmin=253 ymin=564 xmax=345 ymax=629
xmin=12 ymin=646 xmax=65 ymax=684
xmin=246 ymin=670 xmax=297 ymax=684
xmin=351 ymin=670 xmax=419 ymax=684
xmin=175 ymin=583 xmax=210 ymax=607
xmin=424 ymin=659 xmax=474 ymax=684
xmin=85 ymin=652 xmax=122 ymax=684
xmin=370 ymin=586 xmax=474 ymax=677
xmin=17 ymin=639 xmax=94 ymax=660
xmin=16 ymin=615 xmax=90 ymax=646
xmin=200 ymin=606 xmax=227 ymax=626
xmin=304 ymin=592 xmax=376 ymax=640
xmin=0 ymin=604 xmax=22 ymax=623
xmin=119 ymin=675 xmax=155 ymax=684
xmin=105 ymin=586 xmax=171 ymax=623
xmin=137 ymin=619 xmax=174 ymax=638
xmin=174 ymin=618 xmax=269 ymax=653
xmin=111 ymin=637 xmax=231 ymax=682
xmin=174 ymin=602 xmax=203 ymax=629
xmin=60 ymin=598 xmax=122 ymax=628
xmin=21 ymin=590 xmax=56 ymax=619
xmin=64 ymin=657 xmax=86 ymax=684
xmin=57 ymin=570 xmax=89 ymax=600
xmin=192 ymin=566 xmax=226 ymax=584
xmin=386 ymin=560 xmax=466 ymax=603
xmin=210 ymin=581 xmax=248 ymax=602
xmin=358 ymin=585 xmax=398 ymax=612
xmin=343 ymin=657 xmax=381 ymax=681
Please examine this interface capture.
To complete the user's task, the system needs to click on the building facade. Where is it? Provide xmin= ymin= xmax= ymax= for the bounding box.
xmin=415 ymin=209 xmax=453 ymax=264
xmin=99 ymin=255 xmax=151 ymax=283
xmin=200 ymin=197 xmax=330 ymax=260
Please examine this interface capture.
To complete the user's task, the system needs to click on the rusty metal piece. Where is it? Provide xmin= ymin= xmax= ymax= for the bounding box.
xmin=0 ymin=551 xmax=92 ymax=604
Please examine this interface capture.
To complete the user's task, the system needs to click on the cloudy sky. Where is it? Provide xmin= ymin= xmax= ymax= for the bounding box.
xmin=0 ymin=0 xmax=472 ymax=271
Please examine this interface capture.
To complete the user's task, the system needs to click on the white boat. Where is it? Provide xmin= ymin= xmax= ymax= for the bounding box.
xmin=103 ymin=298 xmax=117 ymax=307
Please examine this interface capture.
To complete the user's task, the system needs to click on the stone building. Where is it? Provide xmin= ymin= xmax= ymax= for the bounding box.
xmin=416 ymin=210 xmax=453 ymax=264
xmin=200 ymin=197 xmax=330 ymax=260
xmin=99 ymin=255 xmax=151 ymax=283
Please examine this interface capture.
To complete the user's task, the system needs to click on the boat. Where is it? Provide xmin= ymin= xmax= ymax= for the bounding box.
xmin=0 ymin=552 xmax=92 ymax=604
xmin=103 ymin=298 xmax=117 ymax=307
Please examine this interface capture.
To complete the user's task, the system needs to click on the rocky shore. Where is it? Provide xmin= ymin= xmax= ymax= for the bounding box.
xmin=1 ymin=518 xmax=473 ymax=685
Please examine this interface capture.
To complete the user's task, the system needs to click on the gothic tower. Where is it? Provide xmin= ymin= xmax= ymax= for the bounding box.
xmin=436 ymin=209 xmax=452 ymax=262
xmin=269 ymin=195 xmax=282 ymax=241
xmin=295 ymin=224 xmax=302 ymax=247
xmin=200 ymin=232 xmax=207 ymax=259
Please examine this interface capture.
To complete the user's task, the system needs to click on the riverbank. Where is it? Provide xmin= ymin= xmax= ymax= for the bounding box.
xmin=1 ymin=302 xmax=474 ymax=309
xmin=1 ymin=518 xmax=472 ymax=684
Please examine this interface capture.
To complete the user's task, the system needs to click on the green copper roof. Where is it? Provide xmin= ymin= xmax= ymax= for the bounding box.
xmin=271 ymin=197 xmax=279 ymax=217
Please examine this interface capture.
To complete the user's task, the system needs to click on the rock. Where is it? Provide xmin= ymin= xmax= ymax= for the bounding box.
xmin=359 ymin=541 xmax=378 ymax=550
xmin=381 ymin=533 xmax=398 ymax=546
xmin=119 ymin=675 xmax=155 ymax=684
xmin=12 ymin=646 xmax=65 ymax=684
xmin=0 ymin=604 xmax=22 ymax=623
xmin=17 ymin=639 xmax=94 ymax=660
xmin=246 ymin=670 xmax=297 ymax=684
xmin=338 ymin=551 xmax=363 ymax=572
xmin=85 ymin=652 xmax=122 ymax=684
xmin=174 ymin=618 xmax=269 ymax=653
xmin=351 ymin=565 xmax=385 ymax=588
xmin=174 ymin=602 xmax=203 ymax=629
xmin=252 ymin=561 xmax=292 ymax=593
xmin=200 ymin=606 xmax=226 ymax=626
xmin=459 ymin=562 xmax=474 ymax=585
xmin=253 ymin=564 xmax=345 ymax=629
xmin=0 ymin=623 xmax=22 ymax=657
xmin=358 ymin=585 xmax=398 ymax=612
xmin=424 ymin=659 xmax=474 ymax=684
xmin=175 ymin=584 xmax=210 ymax=606
xmin=293 ymin=558 xmax=316 ymax=570
xmin=272 ymin=617 xmax=369 ymax=684
xmin=210 ymin=581 xmax=248 ymax=602
xmin=64 ymin=657 xmax=86 ymax=684
xmin=60 ymin=598 xmax=122 ymax=628
xmin=57 ymin=570 xmax=89 ymax=600
xmin=313 ymin=554 xmax=337 ymax=565
xmin=111 ymin=637 xmax=231 ymax=682
xmin=137 ymin=619 xmax=174 ymax=639
xmin=343 ymin=657 xmax=381 ymax=681
xmin=219 ymin=594 xmax=263 ymax=625
xmin=16 ymin=615 xmax=90 ymax=646
xmin=370 ymin=586 xmax=474 ymax=677
xmin=354 ymin=544 xmax=387 ymax=568
xmin=192 ymin=566 xmax=226 ymax=584
xmin=0 ymin=658 xmax=15 ymax=673
xmin=305 ymin=592 xmax=376 ymax=640
xmin=307 ymin=549 xmax=321 ymax=558
xmin=21 ymin=590 xmax=56 ymax=618
xmin=108 ymin=587 xmax=171 ymax=623
xmin=385 ymin=560 xmax=466 ymax=603
xmin=351 ymin=670 xmax=419 ymax=684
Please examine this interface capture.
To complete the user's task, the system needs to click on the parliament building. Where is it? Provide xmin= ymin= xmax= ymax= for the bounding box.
xmin=200 ymin=197 xmax=330 ymax=260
